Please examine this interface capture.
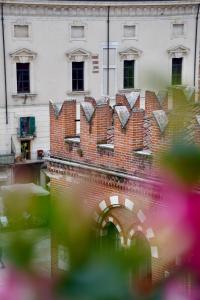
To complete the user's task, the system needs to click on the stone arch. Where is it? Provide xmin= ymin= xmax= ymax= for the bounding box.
xmin=93 ymin=194 xmax=160 ymax=282
xmin=94 ymin=194 xmax=159 ymax=252
xmin=94 ymin=195 xmax=147 ymax=227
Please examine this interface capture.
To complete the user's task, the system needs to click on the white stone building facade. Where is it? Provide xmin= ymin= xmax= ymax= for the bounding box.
xmin=0 ymin=0 xmax=200 ymax=183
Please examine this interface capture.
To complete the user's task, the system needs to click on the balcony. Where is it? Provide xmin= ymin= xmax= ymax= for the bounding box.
xmin=17 ymin=116 xmax=36 ymax=140
xmin=17 ymin=127 xmax=37 ymax=140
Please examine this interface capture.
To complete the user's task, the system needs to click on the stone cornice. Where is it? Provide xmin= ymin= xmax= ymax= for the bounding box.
xmin=2 ymin=1 xmax=199 ymax=18
xmin=2 ymin=1 xmax=200 ymax=7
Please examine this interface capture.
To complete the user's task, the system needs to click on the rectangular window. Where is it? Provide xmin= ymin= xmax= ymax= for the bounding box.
xmin=71 ymin=26 xmax=84 ymax=39
xmin=14 ymin=25 xmax=29 ymax=38
xmin=17 ymin=63 xmax=30 ymax=93
xmin=124 ymin=25 xmax=136 ymax=38
xmin=124 ymin=60 xmax=135 ymax=89
xmin=172 ymin=24 xmax=184 ymax=37
xmin=72 ymin=62 xmax=84 ymax=91
xmin=172 ymin=58 xmax=182 ymax=85
xmin=20 ymin=116 xmax=35 ymax=137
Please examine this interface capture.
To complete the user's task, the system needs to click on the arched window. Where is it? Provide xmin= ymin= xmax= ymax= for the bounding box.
xmin=101 ymin=222 xmax=120 ymax=252
xmin=130 ymin=232 xmax=152 ymax=284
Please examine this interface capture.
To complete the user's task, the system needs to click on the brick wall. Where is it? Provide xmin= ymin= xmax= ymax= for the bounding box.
xmin=49 ymin=91 xmax=200 ymax=174
xmin=145 ymin=91 xmax=162 ymax=118
xmin=49 ymin=172 xmax=166 ymax=283
xmin=49 ymin=92 xmax=165 ymax=175
xmin=50 ymin=100 xmax=76 ymax=157
xmin=48 ymin=90 xmax=200 ymax=285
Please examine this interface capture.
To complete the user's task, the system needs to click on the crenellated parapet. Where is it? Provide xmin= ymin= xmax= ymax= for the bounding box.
xmin=49 ymin=90 xmax=200 ymax=177
xmin=49 ymin=100 xmax=76 ymax=157
xmin=116 ymin=92 xmax=140 ymax=112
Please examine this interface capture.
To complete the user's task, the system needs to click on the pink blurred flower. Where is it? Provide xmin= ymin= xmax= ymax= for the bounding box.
xmin=0 ymin=267 xmax=55 ymax=300
xmin=163 ymin=277 xmax=200 ymax=300
xmin=148 ymin=175 xmax=200 ymax=276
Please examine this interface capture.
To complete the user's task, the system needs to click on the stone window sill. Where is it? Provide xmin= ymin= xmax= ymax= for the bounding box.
xmin=118 ymin=88 xmax=140 ymax=93
xmin=67 ymin=90 xmax=90 ymax=96
xmin=134 ymin=149 xmax=152 ymax=158
xmin=97 ymin=144 xmax=114 ymax=151
xmin=64 ymin=137 xmax=80 ymax=144
xmin=122 ymin=37 xmax=138 ymax=41
xmin=12 ymin=93 xmax=37 ymax=99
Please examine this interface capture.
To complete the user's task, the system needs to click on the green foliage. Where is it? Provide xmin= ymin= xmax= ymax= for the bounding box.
xmin=6 ymin=234 xmax=34 ymax=269
xmin=161 ymin=142 xmax=200 ymax=185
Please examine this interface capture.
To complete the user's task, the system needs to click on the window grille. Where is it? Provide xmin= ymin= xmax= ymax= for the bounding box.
xmin=72 ymin=62 xmax=84 ymax=91
xmin=124 ymin=60 xmax=135 ymax=89
xmin=172 ymin=58 xmax=182 ymax=85
xmin=17 ymin=63 xmax=30 ymax=93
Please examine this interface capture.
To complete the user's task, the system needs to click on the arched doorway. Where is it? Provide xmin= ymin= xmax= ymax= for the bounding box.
xmin=101 ymin=222 xmax=120 ymax=252
xmin=130 ymin=232 xmax=152 ymax=293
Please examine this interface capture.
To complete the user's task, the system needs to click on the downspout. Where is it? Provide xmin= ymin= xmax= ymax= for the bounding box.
xmin=107 ymin=6 xmax=110 ymax=96
xmin=1 ymin=2 xmax=8 ymax=124
xmin=194 ymin=3 xmax=200 ymax=88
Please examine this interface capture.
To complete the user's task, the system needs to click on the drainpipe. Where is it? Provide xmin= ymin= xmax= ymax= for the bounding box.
xmin=107 ymin=6 xmax=110 ymax=96
xmin=194 ymin=3 xmax=200 ymax=88
xmin=1 ymin=2 xmax=8 ymax=124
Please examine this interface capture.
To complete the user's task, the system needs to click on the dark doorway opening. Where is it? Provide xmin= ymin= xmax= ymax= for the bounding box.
xmin=130 ymin=232 xmax=152 ymax=292
xmin=172 ymin=57 xmax=182 ymax=85
xmin=21 ymin=140 xmax=31 ymax=160
xmin=101 ymin=222 xmax=120 ymax=252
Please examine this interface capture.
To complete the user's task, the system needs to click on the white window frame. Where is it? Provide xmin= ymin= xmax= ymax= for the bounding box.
xmin=66 ymin=48 xmax=91 ymax=96
xmin=118 ymin=47 xmax=142 ymax=93
xmin=12 ymin=21 xmax=32 ymax=41
xmin=122 ymin=22 xmax=138 ymax=41
xmin=167 ymin=45 xmax=190 ymax=87
xmin=171 ymin=21 xmax=187 ymax=39
xmin=101 ymin=42 xmax=118 ymax=99
xmin=69 ymin=21 xmax=87 ymax=42
xmin=10 ymin=48 xmax=37 ymax=99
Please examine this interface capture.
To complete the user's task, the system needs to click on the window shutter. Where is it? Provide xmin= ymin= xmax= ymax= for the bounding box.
xmin=20 ymin=117 xmax=24 ymax=136
xmin=29 ymin=117 xmax=35 ymax=135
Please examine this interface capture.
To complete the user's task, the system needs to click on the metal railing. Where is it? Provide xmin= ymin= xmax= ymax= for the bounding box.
xmin=17 ymin=127 xmax=37 ymax=139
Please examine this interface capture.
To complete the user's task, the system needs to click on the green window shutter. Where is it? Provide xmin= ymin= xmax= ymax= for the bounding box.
xmin=29 ymin=117 xmax=35 ymax=135
xmin=20 ymin=117 xmax=24 ymax=136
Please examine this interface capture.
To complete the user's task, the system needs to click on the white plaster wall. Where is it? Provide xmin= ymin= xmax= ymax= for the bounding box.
xmin=1 ymin=7 xmax=197 ymax=105
xmin=0 ymin=105 xmax=50 ymax=159
xmin=0 ymin=1 xmax=199 ymax=155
